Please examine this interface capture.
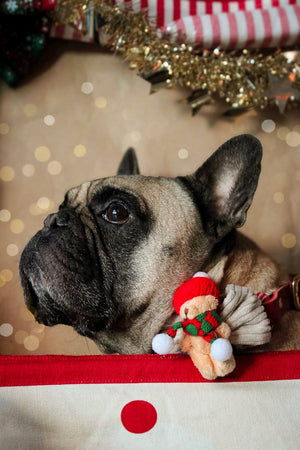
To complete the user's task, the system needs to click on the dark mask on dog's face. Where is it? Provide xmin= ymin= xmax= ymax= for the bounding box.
xmin=19 ymin=135 xmax=262 ymax=354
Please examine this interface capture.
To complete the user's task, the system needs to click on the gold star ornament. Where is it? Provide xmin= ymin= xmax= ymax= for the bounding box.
xmin=263 ymin=72 xmax=300 ymax=113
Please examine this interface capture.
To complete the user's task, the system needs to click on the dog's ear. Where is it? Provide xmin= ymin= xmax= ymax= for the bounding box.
xmin=117 ymin=148 xmax=140 ymax=175
xmin=183 ymin=134 xmax=262 ymax=240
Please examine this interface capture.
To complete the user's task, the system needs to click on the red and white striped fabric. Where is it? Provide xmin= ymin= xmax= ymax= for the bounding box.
xmin=1 ymin=352 xmax=300 ymax=447
xmin=51 ymin=0 xmax=300 ymax=49
xmin=160 ymin=2 xmax=300 ymax=48
xmin=50 ymin=23 xmax=95 ymax=42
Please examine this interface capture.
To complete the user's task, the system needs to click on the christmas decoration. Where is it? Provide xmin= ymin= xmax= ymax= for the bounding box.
xmin=2 ymin=0 xmax=300 ymax=114
xmin=263 ymin=72 xmax=300 ymax=114
xmin=152 ymin=272 xmax=236 ymax=380
xmin=52 ymin=0 xmax=300 ymax=115
xmin=151 ymin=272 xmax=273 ymax=380
xmin=152 ymin=281 xmax=272 ymax=359
xmin=0 ymin=0 xmax=56 ymax=15
xmin=0 ymin=0 xmax=55 ymax=86
xmin=138 ymin=66 xmax=172 ymax=94
xmin=183 ymin=89 xmax=211 ymax=116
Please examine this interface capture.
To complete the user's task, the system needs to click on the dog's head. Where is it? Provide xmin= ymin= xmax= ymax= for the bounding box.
xmin=19 ymin=134 xmax=262 ymax=353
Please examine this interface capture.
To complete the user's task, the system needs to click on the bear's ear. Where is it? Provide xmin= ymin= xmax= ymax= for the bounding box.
xmin=181 ymin=134 xmax=262 ymax=240
xmin=117 ymin=148 xmax=140 ymax=175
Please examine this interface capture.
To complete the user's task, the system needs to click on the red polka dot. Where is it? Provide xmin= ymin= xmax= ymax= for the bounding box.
xmin=121 ymin=400 xmax=157 ymax=434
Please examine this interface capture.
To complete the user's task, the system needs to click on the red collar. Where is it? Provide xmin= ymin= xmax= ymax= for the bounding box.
xmin=257 ymin=275 xmax=300 ymax=326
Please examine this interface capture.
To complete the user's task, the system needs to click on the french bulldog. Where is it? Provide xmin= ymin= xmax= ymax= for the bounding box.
xmin=19 ymin=134 xmax=289 ymax=354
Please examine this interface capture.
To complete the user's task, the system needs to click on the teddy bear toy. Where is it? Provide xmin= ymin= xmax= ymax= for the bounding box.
xmin=152 ymin=272 xmax=236 ymax=380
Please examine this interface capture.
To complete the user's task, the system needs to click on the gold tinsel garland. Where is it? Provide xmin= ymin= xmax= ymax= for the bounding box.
xmin=54 ymin=0 xmax=300 ymax=114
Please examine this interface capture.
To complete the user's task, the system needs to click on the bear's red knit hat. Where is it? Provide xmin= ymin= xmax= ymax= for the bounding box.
xmin=173 ymin=272 xmax=220 ymax=314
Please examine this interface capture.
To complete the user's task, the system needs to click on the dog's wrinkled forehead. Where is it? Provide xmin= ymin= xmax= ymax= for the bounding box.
xmin=64 ymin=175 xmax=198 ymax=231
xmin=63 ymin=180 xmax=99 ymax=210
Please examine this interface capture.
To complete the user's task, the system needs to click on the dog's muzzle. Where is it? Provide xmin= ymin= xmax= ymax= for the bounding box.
xmin=19 ymin=208 xmax=114 ymax=336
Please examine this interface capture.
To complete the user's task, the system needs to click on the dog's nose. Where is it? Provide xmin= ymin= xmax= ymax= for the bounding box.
xmin=43 ymin=210 xmax=71 ymax=229
xmin=44 ymin=213 xmax=58 ymax=229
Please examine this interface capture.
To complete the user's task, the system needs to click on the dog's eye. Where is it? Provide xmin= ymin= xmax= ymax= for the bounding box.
xmin=102 ymin=202 xmax=130 ymax=224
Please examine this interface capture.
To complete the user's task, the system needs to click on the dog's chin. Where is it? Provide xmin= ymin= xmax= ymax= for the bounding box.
xmin=19 ymin=231 xmax=113 ymax=338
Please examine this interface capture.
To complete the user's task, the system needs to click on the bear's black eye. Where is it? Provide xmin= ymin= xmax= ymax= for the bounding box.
xmin=102 ymin=202 xmax=131 ymax=224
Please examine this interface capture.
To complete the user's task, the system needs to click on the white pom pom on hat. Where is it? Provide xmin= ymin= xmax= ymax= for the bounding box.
xmin=192 ymin=272 xmax=209 ymax=278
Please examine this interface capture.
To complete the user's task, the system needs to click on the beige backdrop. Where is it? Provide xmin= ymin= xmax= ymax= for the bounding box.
xmin=0 ymin=41 xmax=299 ymax=355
